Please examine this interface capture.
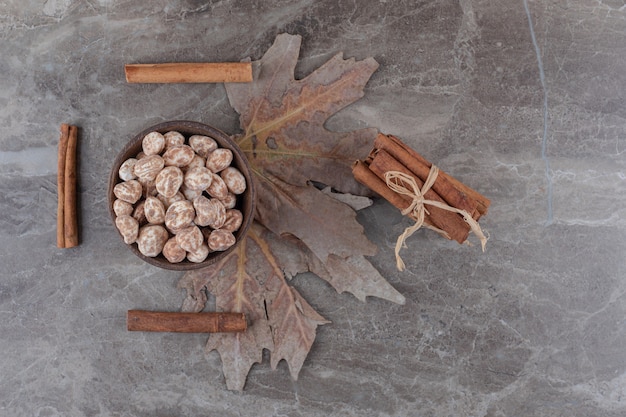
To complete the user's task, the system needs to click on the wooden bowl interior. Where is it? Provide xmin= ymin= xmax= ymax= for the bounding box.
xmin=108 ymin=120 xmax=255 ymax=271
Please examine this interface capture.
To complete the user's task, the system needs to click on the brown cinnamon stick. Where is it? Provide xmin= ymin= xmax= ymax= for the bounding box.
xmin=374 ymin=133 xmax=480 ymax=219
xmin=368 ymin=149 xmax=471 ymax=243
xmin=125 ymin=62 xmax=253 ymax=83
xmin=127 ymin=310 xmax=247 ymax=333
xmin=63 ymin=125 xmax=79 ymax=248
xmin=352 ymin=161 xmax=437 ymax=228
xmin=380 ymin=134 xmax=490 ymax=216
xmin=57 ymin=124 xmax=69 ymax=248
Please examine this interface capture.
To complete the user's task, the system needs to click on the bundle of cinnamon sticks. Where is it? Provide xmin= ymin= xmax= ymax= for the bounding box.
xmin=353 ymin=134 xmax=489 ymax=267
xmin=57 ymin=124 xmax=79 ymax=248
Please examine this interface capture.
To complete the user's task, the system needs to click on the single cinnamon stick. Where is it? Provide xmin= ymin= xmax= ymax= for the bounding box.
xmin=57 ymin=124 xmax=69 ymax=248
xmin=368 ymin=149 xmax=471 ymax=243
xmin=127 ymin=310 xmax=247 ymax=333
xmin=63 ymin=125 xmax=79 ymax=248
xmin=374 ymin=133 xmax=480 ymax=219
xmin=125 ymin=62 xmax=253 ymax=83
xmin=354 ymin=160 xmax=441 ymax=230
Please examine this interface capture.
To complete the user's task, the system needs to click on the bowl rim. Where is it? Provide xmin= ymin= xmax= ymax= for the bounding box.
xmin=108 ymin=120 xmax=256 ymax=271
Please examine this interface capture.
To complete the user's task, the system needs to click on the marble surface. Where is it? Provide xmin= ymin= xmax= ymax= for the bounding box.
xmin=2 ymin=0 xmax=626 ymax=416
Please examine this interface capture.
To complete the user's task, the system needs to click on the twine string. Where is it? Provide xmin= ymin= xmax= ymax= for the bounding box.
xmin=384 ymin=166 xmax=487 ymax=271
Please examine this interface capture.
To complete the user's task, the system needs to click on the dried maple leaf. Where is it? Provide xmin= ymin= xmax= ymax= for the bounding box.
xmin=179 ymin=223 xmax=329 ymax=391
xmin=225 ymin=33 xmax=404 ymax=304
xmin=179 ymin=33 xmax=405 ymax=390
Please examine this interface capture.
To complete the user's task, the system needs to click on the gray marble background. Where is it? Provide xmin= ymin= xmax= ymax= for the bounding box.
xmin=1 ymin=0 xmax=625 ymax=416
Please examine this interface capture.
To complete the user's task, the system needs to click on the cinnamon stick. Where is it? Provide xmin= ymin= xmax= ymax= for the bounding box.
xmin=57 ymin=124 xmax=69 ymax=248
xmin=352 ymin=161 xmax=438 ymax=228
xmin=124 ymin=62 xmax=253 ymax=83
xmin=63 ymin=125 xmax=79 ymax=248
xmin=368 ymin=149 xmax=471 ymax=243
xmin=127 ymin=310 xmax=247 ymax=333
xmin=377 ymin=134 xmax=490 ymax=216
xmin=374 ymin=133 xmax=480 ymax=219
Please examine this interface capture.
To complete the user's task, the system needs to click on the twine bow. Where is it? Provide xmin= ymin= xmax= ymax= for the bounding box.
xmin=384 ymin=166 xmax=487 ymax=271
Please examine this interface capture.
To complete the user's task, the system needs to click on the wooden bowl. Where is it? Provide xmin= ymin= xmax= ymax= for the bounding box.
xmin=108 ymin=120 xmax=255 ymax=271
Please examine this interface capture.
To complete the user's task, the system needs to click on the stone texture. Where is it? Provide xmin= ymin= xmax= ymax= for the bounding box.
xmin=1 ymin=0 xmax=625 ymax=416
